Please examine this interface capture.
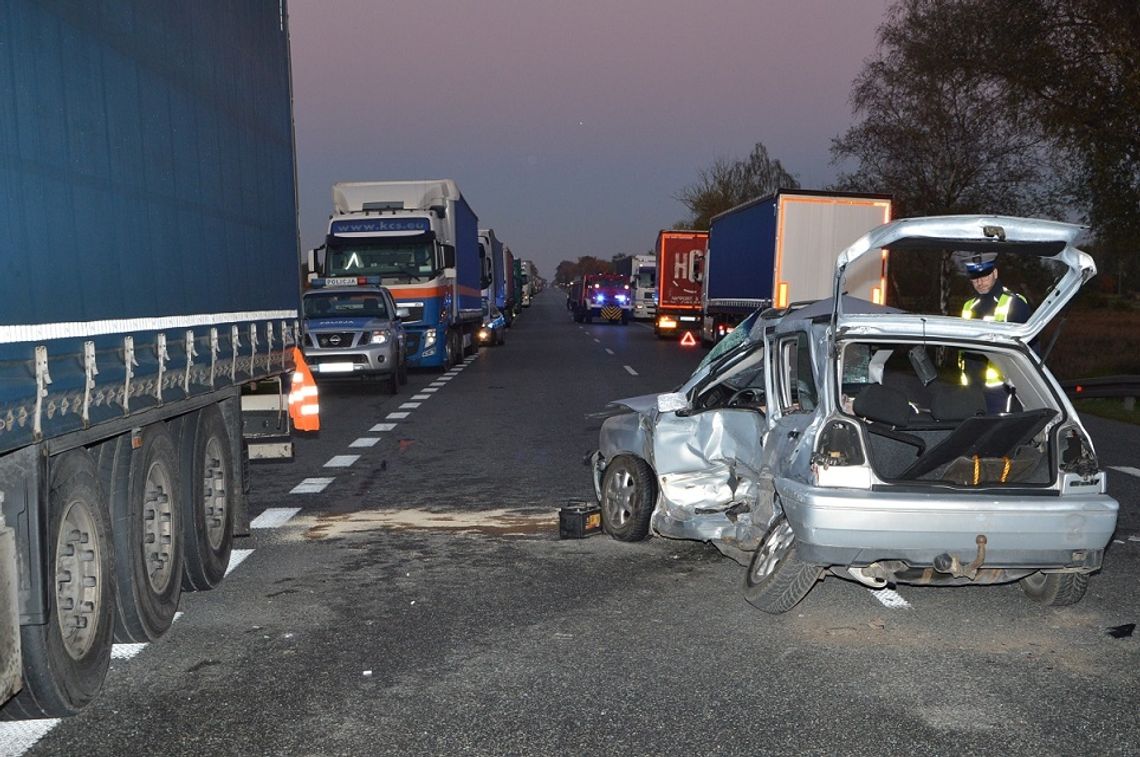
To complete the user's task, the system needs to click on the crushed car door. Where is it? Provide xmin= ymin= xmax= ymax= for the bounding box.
xmin=650 ymin=344 xmax=769 ymax=519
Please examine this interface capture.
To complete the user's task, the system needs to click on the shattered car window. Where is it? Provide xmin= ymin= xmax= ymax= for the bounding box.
xmin=697 ymin=310 xmax=762 ymax=371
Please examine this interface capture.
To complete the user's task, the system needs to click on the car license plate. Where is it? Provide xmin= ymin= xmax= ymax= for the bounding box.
xmin=317 ymin=362 xmax=355 ymax=374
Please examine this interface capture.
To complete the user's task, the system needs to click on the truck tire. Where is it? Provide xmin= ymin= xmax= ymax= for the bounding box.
xmin=176 ymin=406 xmax=234 ymax=591
xmin=742 ymin=516 xmax=822 ymax=614
xmin=599 ymin=456 xmax=656 ymax=542
xmin=1019 ymin=571 xmax=1089 ymax=606
xmin=101 ymin=425 xmax=183 ymax=642
xmin=2 ymin=450 xmax=114 ymax=718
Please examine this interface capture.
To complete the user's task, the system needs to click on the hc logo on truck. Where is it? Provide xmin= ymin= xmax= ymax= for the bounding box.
xmin=674 ymin=249 xmax=702 ymax=281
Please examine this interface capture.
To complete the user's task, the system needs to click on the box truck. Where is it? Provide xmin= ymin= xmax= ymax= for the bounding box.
xmin=701 ymin=190 xmax=893 ymax=343
xmin=614 ymin=255 xmax=657 ymax=320
xmin=0 ymin=0 xmax=316 ymax=717
xmin=314 ymin=180 xmax=483 ymax=369
xmin=655 ymin=231 xmax=709 ymax=338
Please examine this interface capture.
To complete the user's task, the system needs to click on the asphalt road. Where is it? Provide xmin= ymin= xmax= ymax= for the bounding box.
xmin=6 ymin=290 xmax=1139 ymax=756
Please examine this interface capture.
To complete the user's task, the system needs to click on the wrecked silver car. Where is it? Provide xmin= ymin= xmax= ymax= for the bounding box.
xmin=591 ymin=215 xmax=1119 ymax=613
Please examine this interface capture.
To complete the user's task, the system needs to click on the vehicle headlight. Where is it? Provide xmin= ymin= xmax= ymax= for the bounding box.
xmin=368 ymin=330 xmax=389 ymax=345
xmin=423 ymin=330 xmax=438 ymax=348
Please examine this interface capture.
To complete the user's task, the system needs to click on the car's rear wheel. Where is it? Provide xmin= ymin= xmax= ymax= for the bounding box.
xmin=1019 ymin=571 xmax=1089 ymax=606
xmin=742 ymin=516 xmax=821 ymax=614
xmin=599 ymin=456 xmax=655 ymax=542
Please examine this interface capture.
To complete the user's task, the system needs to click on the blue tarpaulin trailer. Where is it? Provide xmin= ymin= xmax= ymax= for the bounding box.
xmin=0 ymin=0 xmax=311 ymax=717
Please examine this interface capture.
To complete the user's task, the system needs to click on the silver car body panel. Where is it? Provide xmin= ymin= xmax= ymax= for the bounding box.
xmin=833 ymin=215 xmax=1095 ymax=343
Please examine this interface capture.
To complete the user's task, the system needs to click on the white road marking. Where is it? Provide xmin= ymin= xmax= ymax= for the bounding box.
xmin=0 ymin=719 xmax=61 ymax=755
xmin=324 ymin=455 xmax=360 ymax=468
xmin=291 ymin=477 xmax=335 ymax=494
xmin=399 ymin=402 xmax=421 ymax=409
xmin=436 ymin=376 xmax=453 ymax=382
xmin=251 ymin=507 xmax=302 ymax=529
xmin=623 ymin=365 xmax=639 ymax=376
xmin=349 ymin=438 xmax=379 ymax=448
xmin=411 ymin=394 xmax=430 ymax=400
xmin=605 ymin=348 xmax=614 ymax=355
xmin=1111 ymin=465 xmax=1140 ymax=478
xmin=112 ymin=643 xmax=147 ymax=660
xmin=225 ymin=548 xmax=254 ymax=577
xmin=593 ymin=338 xmax=600 ymax=343
xmin=386 ymin=412 xmax=410 ymax=419
xmin=370 ymin=423 xmax=397 ymax=432
xmin=422 ymin=388 xmax=439 ymax=393
xmin=869 ymin=588 xmax=912 ymax=609
xmin=1129 ymin=535 xmax=1140 ymax=543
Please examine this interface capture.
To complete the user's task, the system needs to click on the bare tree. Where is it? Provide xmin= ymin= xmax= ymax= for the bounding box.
xmin=676 ymin=143 xmax=800 ymax=230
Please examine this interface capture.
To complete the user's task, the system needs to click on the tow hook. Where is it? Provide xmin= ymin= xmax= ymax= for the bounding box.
xmin=932 ymin=535 xmax=988 ymax=580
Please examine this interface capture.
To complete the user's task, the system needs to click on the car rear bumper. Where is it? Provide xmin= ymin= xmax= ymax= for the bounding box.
xmin=778 ymin=479 xmax=1119 ymax=570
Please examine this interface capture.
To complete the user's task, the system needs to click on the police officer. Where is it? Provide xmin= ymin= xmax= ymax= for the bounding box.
xmin=959 ymin=253 xmax=1030 ymax=412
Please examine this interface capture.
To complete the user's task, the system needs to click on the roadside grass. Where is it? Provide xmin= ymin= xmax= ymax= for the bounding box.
xmin=1043 ymin=307 xmax=1140 ymax=425
xmin=1073 ymin=398 xmax=1140 ymax=426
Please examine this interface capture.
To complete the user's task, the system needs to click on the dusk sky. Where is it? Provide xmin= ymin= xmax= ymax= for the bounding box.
xmin=288 ymin=0 xmax=892 ymax=278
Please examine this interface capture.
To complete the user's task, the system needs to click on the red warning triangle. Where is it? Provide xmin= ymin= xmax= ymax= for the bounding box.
xmin=680 ymin=331 xmax=697 ymax=347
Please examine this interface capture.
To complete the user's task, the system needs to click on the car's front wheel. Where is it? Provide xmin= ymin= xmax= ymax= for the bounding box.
xmin=599 ymin=456 xmax=656 ymax=542
xmin=742 ymin=516 xmax=821 ymax=614
xmin=1019 ymin=571 xmax=1089 ymax=606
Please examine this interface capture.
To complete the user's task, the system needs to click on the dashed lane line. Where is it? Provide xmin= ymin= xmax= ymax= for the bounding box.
xmin=324 ymin=455 xmax=360 ymax=468
xmin=251 ymin=507 xmax=302 ymax=529
xmin=422 ymin=388 xmax=440 ymax=393
xmin=411 ymin=394 xmax=430 ymax=400
xmin=399 ymin=402 xmax=421 ymax=410
xmin=869 ymin=588 xmax=912 ymax=609
xmin=224 ymin=549 xmax=254 ymax=578
xmin=349 ymin=438 xmax=379 ymax=448
xmin=290 ymin=477 xmax=335 ymax=494
xmin=0 ymin=718 xmax=60 ymax=755
xmin=1111 ymin=465 xmax=1140 ymax=478
xmin=593 ymin=338 xmax=600 ymax=343
xmin=370 ymin=422 xmax=397 ymax=432
xmin=386 ymin=412 xmax=410 ymax=420
xmin=623 ymin=365 xmax=639 ymax=376
xmin=605 ymin=348 xmax=614 ymax=355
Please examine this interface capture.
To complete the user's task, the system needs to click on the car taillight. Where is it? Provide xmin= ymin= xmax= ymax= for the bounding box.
xmin=1057 ymin=422 xmax=1099 ymax=476
xmin=811 ymin=421 xmax=871 ymax=488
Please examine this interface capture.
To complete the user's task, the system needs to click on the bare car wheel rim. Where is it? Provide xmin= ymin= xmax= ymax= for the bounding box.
xmin=752 ymin=521 xmax=795 ymax=582
xmin=603 ymin=466 xmax=637 ymax=526
xmin=56 ymin=498 xmax=102 ymax=660
xmin=143 ymin=459 xmax=176 ymax=593
xmin=202 ymin=436 xmax=228 ymax=551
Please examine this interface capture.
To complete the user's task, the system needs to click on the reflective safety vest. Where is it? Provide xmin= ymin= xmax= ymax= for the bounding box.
xmin=959 ymin=290 xmax=1026 ymax=387
xmin=288 ymin=347 xmax=320 ymax=431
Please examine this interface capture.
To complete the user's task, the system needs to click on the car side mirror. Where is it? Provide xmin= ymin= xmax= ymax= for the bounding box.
xmin=656 ymin=392 xmax=689 ymax=413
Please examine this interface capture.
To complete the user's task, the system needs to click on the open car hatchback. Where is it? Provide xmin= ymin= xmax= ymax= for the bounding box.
xmin=591 ymin=215 xmax=1118 ymax=613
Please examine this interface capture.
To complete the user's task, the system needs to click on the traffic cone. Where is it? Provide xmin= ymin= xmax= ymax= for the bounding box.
xmin=288 ymin=347 xmax=320 ymax=431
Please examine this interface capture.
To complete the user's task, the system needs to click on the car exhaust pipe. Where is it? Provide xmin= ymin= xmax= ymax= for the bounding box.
xmin=932 ymin=534 xmax=988 ymax=580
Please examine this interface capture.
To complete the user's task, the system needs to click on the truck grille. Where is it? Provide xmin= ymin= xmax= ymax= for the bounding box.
xmin=316 ymin=332 xmax=358 ymax=348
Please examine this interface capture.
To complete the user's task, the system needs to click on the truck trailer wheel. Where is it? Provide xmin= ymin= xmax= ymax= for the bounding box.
xmin=101 ymin=425 xmax=183 ymax=642
xmin=2 ymin=450 xmax=114 ymax=719
xmin=176 ymin=406 xmax=234 ymax=591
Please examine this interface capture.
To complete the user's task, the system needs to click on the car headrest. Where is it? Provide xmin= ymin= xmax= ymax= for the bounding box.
xmin=930 ymin=384 xmax=986 ymax=422
xmin=852 ymin=383 xmax=913 ymax=428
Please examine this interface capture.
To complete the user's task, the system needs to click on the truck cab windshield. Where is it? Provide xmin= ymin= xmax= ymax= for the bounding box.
xmin=326 ymin=241 xmax=438 ymax=280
